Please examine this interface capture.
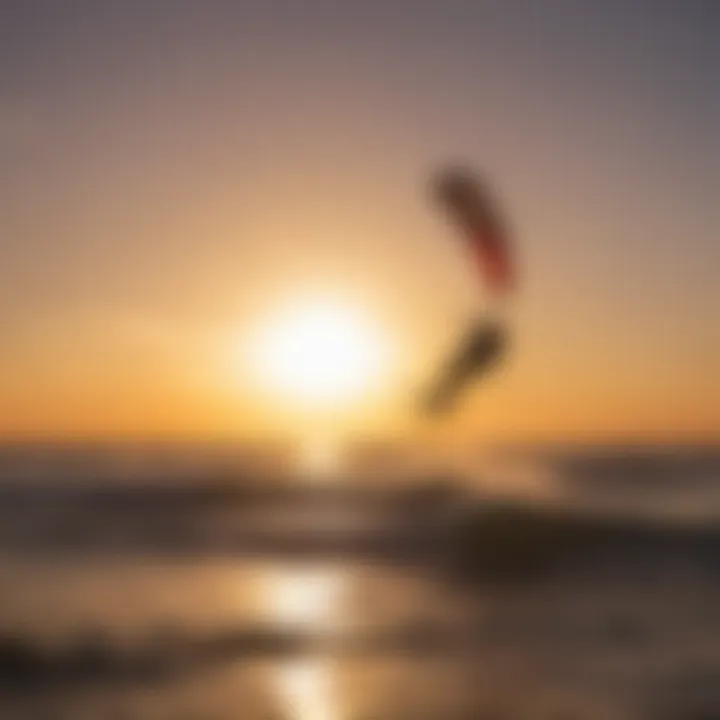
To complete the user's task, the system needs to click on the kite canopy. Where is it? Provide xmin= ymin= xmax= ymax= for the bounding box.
xmin=422 ymin=319 xmax=508 ymax=415
xmin=419 ymin=166 xmax=516 ymax=416
xmin=432 ymin=168 xmax=515 ymax=296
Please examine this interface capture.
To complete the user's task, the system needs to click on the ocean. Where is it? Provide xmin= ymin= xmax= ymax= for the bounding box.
xmin=0 ymin=444 xmax=718 ymax=719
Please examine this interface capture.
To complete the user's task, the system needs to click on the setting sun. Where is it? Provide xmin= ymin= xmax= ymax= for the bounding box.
xmin=249 ymin=298 xmax=389 ymax=407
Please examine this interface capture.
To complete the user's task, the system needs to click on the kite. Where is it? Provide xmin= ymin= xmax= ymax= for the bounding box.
xmin=421 ymin=167 xmax=516 ymax=415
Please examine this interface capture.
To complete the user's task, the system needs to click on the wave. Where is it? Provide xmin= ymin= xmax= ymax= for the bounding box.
xmin=444 ymin=501 xmax=720 ymax=582
xmin=0 ymin=622 xmax=473 ymax=693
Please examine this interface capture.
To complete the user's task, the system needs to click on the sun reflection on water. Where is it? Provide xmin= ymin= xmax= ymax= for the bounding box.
xmin=266 ymin=565 xmax=346 ymax=630
xmin=298 ymin=436 xmax=342 ymax=482
xmin=276 ymin=658 xmax=337 ymax=720
xmin=263 ymin=565 xmax=346 ymax=720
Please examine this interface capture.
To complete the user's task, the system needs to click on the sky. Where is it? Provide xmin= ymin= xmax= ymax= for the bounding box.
xmin=1 ymin=0 xmax=718 ymax=443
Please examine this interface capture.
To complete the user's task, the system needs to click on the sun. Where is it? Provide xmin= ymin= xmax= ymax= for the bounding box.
xmin=250 ymin=297 xmax=388 ymax=407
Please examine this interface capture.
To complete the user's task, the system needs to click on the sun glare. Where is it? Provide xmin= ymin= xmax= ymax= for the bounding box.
xmin=251 ymin=298 xmax=388 ymax=407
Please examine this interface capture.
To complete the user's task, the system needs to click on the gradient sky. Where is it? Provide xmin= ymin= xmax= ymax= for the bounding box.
xmin=1 ymin=0 xmax=718 ymax=442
